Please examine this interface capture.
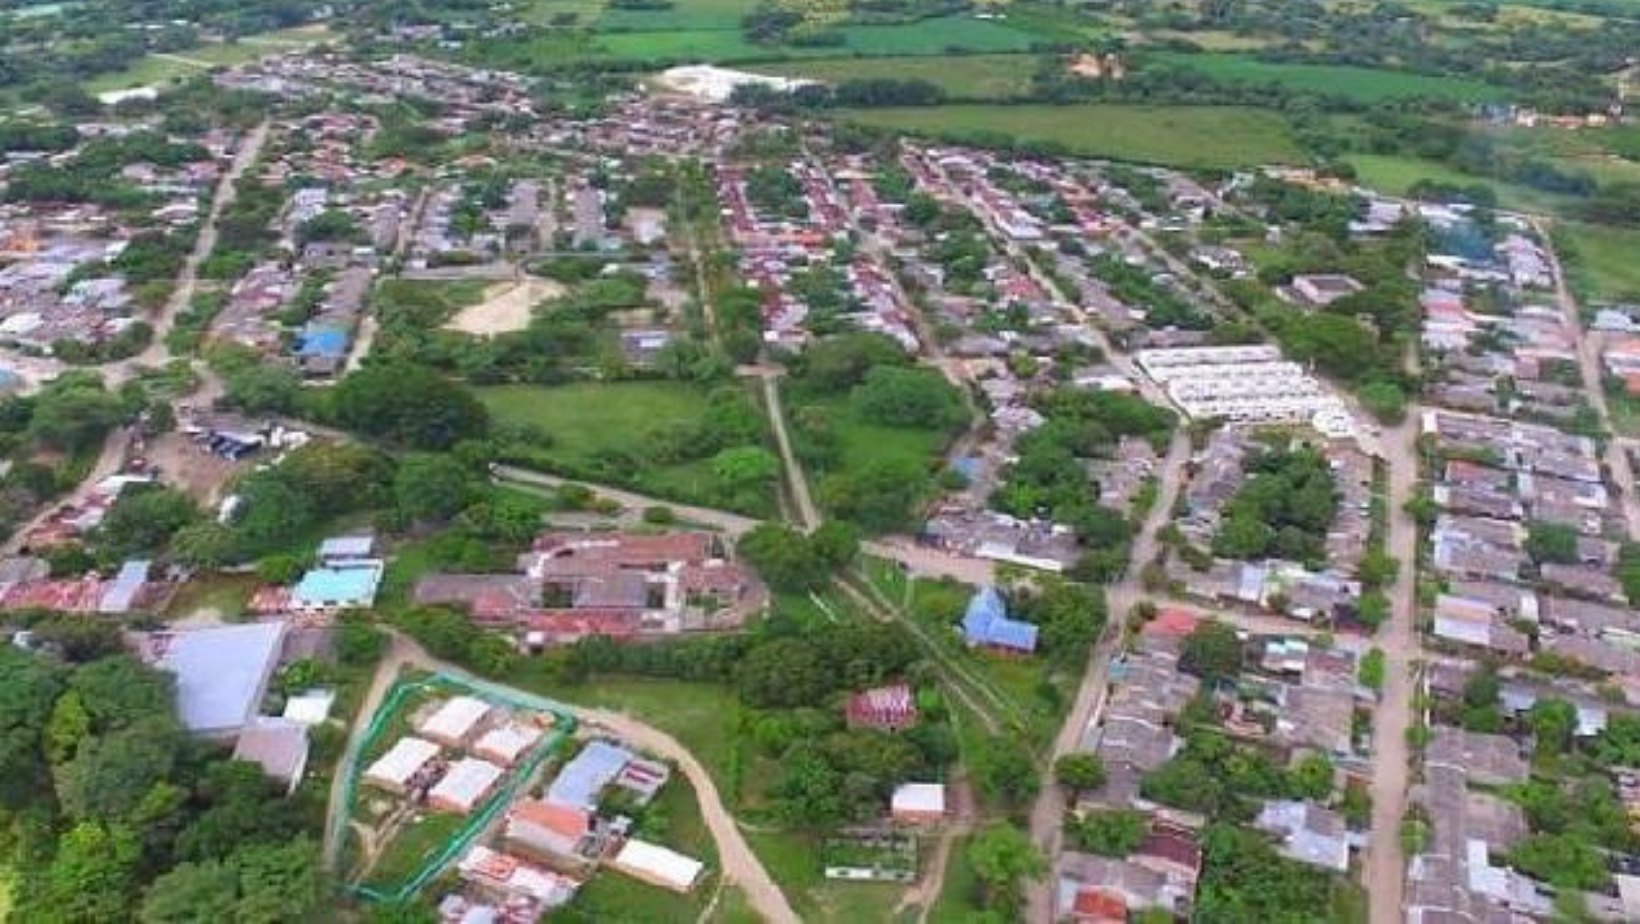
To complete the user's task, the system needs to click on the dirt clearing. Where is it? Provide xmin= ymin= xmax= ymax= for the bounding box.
xmin=444 ymin=276 xmax=564 ymax=335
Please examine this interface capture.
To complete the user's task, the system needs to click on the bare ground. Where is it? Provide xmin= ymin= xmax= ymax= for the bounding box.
xmin=443 ymin=277 xmax=564 ymax=336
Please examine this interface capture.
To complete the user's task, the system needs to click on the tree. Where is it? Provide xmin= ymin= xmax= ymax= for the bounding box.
xmin=1291 ymin=752 xmax=1335 ymax=801
xmin=851 ymin=366 xmax=965 ymax=429
xmin=100 ymin=485 xmax=198 ymax=557
xmin=19 ymin=821 xmax=141 ymax=921
xmin=1508 ymin=833 xmax=1609 ymax=890
xmin=0 ymin=647 xmax=66 ymax=807
xmin=967 ymin=823 xmax=1046 ymax=914
xmin=972 ymin=737 xmax=1039 ymax=807
xmin=170 ymin=522 xmax=237 ymax=569
xmin=1525 ymin=521 xmax=1579 ymax=565
xmin=1527 ymin=698 xmax=1577 ymax=761
xmin=737 ymin=523 xmax=827 ymax=593
xmin=710 ymin=446 xmax=779 ymax=492
xmin=1359 ymin=648 xmax=1386 ymax=692
xmin=820 ymin=457 xmax=925 ymax=533
xmin=54 ymin=718 xmax=180 ymax=820
xmin=1065 ymin=809 xmax=1148 ymax=857
xmin=1054 ymin=753 xmax=1107 ymax=794
xmin=394 ymin=454 xmax=477 ymax=523
xmin=333 ymin=361 xmax=488 ymax=450
xmin=1358 ymin=380 xmax=1406 ymax=424
xmin=221 ymin=363 xmax=302 ymax=416
xmin=1181 ymin=620 xmax=1242 ymax=683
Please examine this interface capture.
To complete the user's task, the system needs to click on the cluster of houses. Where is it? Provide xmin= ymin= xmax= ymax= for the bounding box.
xmin=413 ymin=529 xmax=764 ymax=646
xmin=217 ymin=53 xmax=537 ymax=130
xmin=1059 ymin=609 xmax=1371 ymax=919
xmin=0 ymin=125 xmax=233 ymax=353
xmin=1166 ymin=427 xmax=1371 ymax=625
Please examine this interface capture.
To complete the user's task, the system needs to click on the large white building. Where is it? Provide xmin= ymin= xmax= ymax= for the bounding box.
xmin=1136 ymin=345 xmax=1358 ymax=439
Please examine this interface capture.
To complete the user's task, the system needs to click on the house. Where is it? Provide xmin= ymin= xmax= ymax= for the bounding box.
xmin=291 ymin=558 xmax=384 ymax=614
xmin=363 ymin=736 xmax=442 ymax=794
xmin=1055 ymin=852 xmax=1190 ymax=920
xmin=1426 ymin=727 xmax=1527 ymax=787
xmin=846 ymin=683 xmax=918 ymax=731
xmin=474 ymin=721 xmax=549 ymax=767
xmin=961 ymin=585 xmax=1038 ymax=654
xmin=416 ymin=696 xmax=492 ymax=747
xmin=456 ymin=845 xmax=579 ymax=910
xmin=608 ymin=839 xmax=704 ymax=893
xmin=890 ymin=782 xmax=947 ymax=825
xmin=147 ymin=621 xmax=288 ymax=739
xmin=428 ymin=757 xmax=504 ymax=814
xmin=1255 ymin=800 xmax=1351 ymax=871
xmin=1290 ymin=274 xmax=1364 ymax=307
xmin=231 ymin=718 xmax=310 ymax=795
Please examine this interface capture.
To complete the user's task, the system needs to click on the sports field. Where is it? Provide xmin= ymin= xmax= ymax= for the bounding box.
xmin=751 ymin=53 xmax=1042 ymax=99
xmin=1150 ymin=52 xmax=1509 ymax=104
xmin=841 ymin=103 xmax=1305 ymax=168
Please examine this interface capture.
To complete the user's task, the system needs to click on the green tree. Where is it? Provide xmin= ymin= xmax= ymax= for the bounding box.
xmin=1181 ymin=620 xmax=1243 ymax=683
xmin=1525 ymin=521 xmax=1579 ymax=565
xmin=100 ymin=485 xmax=198 ymax=557
xmin=710 ymin=446 xmax=780 ymax=492
xmin=1065 ymin=809 xmax=1148 ymax=857
xmin=394 ymin=454 xmax=478 ymax=523
xmin=333 ymin=361 xmax=489 ymax=450
xmin=967 ymin=823 xmax=1046 ymax=914
xmin=20 ymin=821 xmax=141 ymax=921
xmin=54 ymin=718 xmax=180 ymax=820
xmin=1054 ymin=753 xmax=1107 ymax=794
xmin=1527 ymin=698 xmax=1577 ymax=761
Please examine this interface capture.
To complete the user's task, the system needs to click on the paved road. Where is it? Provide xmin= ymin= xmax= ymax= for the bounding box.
xmin=492 ymin=464 xmax=996 ymax=583
xmin=1021 ymin=430 xmax=1191 ymax=922
xmin=1534 ymin=216 xmax=1640 ymax=538
xmin=1363 ymin=409 xmax=1424 ymax=924
xmin=323 ymin=634 xmax=800 ymax=924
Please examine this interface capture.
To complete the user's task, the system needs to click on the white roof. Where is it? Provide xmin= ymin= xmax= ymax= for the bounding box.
xmin=474 ymin=722 xmax=545 ymax=765
xmin=157 ymin=621 xmax=287 ymax=736
xmin=612 ymin=838 xmax=704 ymax=892
xmin=429 ymin=757 xmax=504 ymax=812
xmin=891 ymin=782 xmax=947 ymax=815
xmin=363 ymin=736 xmax=440 ymax=787
xmin=282 ymin=689 xmax=336 ymax=726
xmin=418 ymin=695 xmax=491 ymax=741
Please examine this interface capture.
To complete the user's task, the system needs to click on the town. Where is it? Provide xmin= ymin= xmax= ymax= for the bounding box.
xmin=0 ymin=6 xmax=1638 ymax=923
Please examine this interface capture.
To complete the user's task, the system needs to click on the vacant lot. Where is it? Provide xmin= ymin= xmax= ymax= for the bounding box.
xmin=1345 ymin=153 xmax=1582 ymax=215
xmin=1150 ymin=52 xmax=1509 ymax=104
xmin=479 ymin=381 xmax=776 ymax=515
xmin=444 ymin=277 xmax=564 ymax=335
xmin=841 ymin=103 xmax=1304 ymax=168
xmin=752 ymin=53 xmax=1042 ymax=99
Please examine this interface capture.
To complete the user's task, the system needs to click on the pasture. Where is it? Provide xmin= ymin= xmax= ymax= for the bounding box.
xmin=1559 ymin=221 xmax=1640 ymax=303
xmin=841 ymin=103 xmax=1305 ymax=168
xmin=1149 ymin=52 xmax=1509 ymax=104
xmin=595 ymin=15 xmax=1040 ymax=63
xmin=750 ymin=53 xmax=1042 ymax=99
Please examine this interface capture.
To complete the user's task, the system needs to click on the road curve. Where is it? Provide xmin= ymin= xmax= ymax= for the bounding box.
xmin=323 ymin=634 xmax=800 ymax=924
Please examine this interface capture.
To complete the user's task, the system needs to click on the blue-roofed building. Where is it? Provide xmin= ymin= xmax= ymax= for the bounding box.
xmin=962 ymin=585 xmax=1038 ymax=654
xmin=546 ymin=739 xmax=636 ymax=811
xmin=295 ymin=325 xmax=350 ymax=358
xmin=292 ymin=560 xmax=383 ymax=614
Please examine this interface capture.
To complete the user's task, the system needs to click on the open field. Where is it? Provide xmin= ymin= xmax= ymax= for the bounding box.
xmin=745 ymin=830 xmax=908 ymax=923
xmin=1345 ymin=153 xmax=1582 ymax=214
xmin=1557 ymin=221 xmax=1640 ymax=303
xmin=596 ymin=16 xmax=1039 ymax=64
xmin=478 ymin=381 xmax=775 ymax=515
xmin=597 ymin=0 xmax=759 ymax=31
xmin=841 ymin=104 xmax=1305 ymax=168
xmin=751 ymin=53 xmax=1042 ymax=99
xmin=1150 ymin=52 xmax=1509 ymax=103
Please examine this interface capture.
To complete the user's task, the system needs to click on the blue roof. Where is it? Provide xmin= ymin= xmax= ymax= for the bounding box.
xmin=546 ymin=740 xmax=634 ymax=811
xmin=962 ymin=585 xmax=1039 ymax=653
xmin=293 ymin=563 xmax=381 ymax=608
xmin=952 ymin=457 xmax=982 ymax=481
xmin=296 ymin=326 xmax=349 ymax=357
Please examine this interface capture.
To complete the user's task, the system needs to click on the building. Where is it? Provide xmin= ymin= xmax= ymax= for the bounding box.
xmin=231 ymin=718 xmax=310 ymax=795
xmin=846 ymin=683 xmax=918 ymax=731
xmin=363 ymin=736 xmax=442 ymax=794
xmin=428 ymin=757 xmax=505 ymax=814
xmin=608 ymin=838 xmax=704 ymax=892
xmin=891 ymin=782 xmax=948 ymax=825
xmin=148 ymin=621 xmax=288 ymax=739
xmin=962 ymin=585 xmax=1039 ymax=654
xmin=1255 ymin=800 xmax=1351 ymax=871
xmin=457 ymin=845 xmax=579 ymax=910
xmin=474 ymin=721 xmax=549 ymax=767
xmin=291 ymin=558 xmax=384 ymax=614
xmin=416 ymin=695 xmax=492 ymax=748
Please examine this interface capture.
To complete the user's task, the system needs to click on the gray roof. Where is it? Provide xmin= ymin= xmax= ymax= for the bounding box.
xmin=545 ymin=739 xmax=633 ymax=812
xmin=157 ymin=621 xmax=287 ymax=736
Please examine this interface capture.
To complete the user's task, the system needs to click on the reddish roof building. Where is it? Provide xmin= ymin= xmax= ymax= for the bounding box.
xmin=846 ymin=683 xmax=918 ymax=731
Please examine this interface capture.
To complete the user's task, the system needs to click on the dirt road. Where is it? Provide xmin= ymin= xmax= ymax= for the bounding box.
xmin=751 ymin=370 xmax=821 ymax=531
xmin=1022 ymin=430 xmax=1191 ymax=922
xmin=322 ymin=634 xmax=798 ymax=923
xmin=1363 ymin=409 xmax=1424 ymax=924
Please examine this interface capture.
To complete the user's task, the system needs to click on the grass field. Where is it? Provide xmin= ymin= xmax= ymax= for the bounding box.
xmin=927 ymin=834 xmax=981 ymax=923
xmin=1345 ymin=153 xmax=1581 ymax=214
xmin=751 ymin=53 xmax=1042 ymax=99
xmin=478 ymin=381 xmax=775 ymax=516
xmin=1150 ymin=52 xmax=1509 ymax=103
xmin=596 ymin=16 xmax=1039 ymax=63
xmin=361 ymin=811 xmax=466 ymax=890
xmin=1558 ymin=221 xmax=1640 ymax=303
xmin=745 ymin=830 xmax=908 ymax=923
xmin=841 ymin=103 xmax=1304 ymax=168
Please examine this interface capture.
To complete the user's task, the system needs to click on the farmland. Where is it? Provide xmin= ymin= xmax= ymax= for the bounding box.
xmin=841 ymin=103 xmax=1306 ymax=169
xmin=594 ymin=15 xmax=1041 ymax=64
xmin=1149 ymin=52 xmax=1510 ymax=104
xmin=751 ymin=53 xmax=1043 ymax=99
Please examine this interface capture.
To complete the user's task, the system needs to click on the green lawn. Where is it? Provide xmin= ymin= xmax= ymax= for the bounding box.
xmin=81 ymin=24 xmax=335 ymax=93
xmin=597 ymin=16 xmax=1038 ymax=63
xmin=164 ymin=573 xmax=259 ymax=622
xmin=927 ymin=834 xmax=982 ymax=924
xmin=361 ymin=811 xmax=466 ymax=891
xmin=751 ymin=54 xmax=1042 ymax=99
xmin=478 ymin=381 xmax=776 ymax=516
xmin=745 ymin=830 xmax=908 ymax=923
xmin=597 ymin=0 xmax=760 ymax=31
xmin=840 ymin=104 xmax=1305 ymax=169
xmin=83 ymin=55 xmax=202 ymax=94
xmin=1150 ymin=52 xmax=1508 ymax=104
xmin=1557 ymin=221 xmax=1640 ymax=303
xmin=1345 ymin=153 xmax=1581 ymax=215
